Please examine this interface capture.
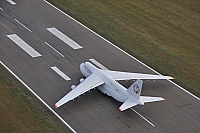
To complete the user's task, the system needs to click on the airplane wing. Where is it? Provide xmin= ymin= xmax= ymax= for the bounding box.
xmin=102 ymin=70 xmax=174 ymax=81
xmin=119 ymin=98 xmax=138 ymax=111
xmin=55 ymin=73 xmax=104 ymax=108
xmin=140 ymin=96 xmax=165 ymax=103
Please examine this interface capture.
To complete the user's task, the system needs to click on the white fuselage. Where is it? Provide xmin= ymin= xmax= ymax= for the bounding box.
xmin=80 ymin=62 xmax=130 ymax=103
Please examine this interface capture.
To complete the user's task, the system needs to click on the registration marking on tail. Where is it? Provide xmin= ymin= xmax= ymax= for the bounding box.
xmin=47 ymin=27 xmax=82 ymax=49
xmin=7 ymin=34 xmax=42 ymax=58
xmin=51 ymin=66 xmax=71 ymax=81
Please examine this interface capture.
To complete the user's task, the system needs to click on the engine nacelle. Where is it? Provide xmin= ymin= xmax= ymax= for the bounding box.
xmin=71 ymin=85 xmax=76 ymax=90
xmin=80 ymin=78 xmax=85 ymax=83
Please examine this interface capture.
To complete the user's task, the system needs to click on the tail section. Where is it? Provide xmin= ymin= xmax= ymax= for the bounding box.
xmin=119 ymin=79 xmax=165 ymax=111
xmin=127 ymin=79 xmax=143 ymax=100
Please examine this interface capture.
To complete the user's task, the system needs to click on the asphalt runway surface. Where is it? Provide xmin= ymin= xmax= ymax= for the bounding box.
xmin=0 ymin=0 xmax=200 ymax=132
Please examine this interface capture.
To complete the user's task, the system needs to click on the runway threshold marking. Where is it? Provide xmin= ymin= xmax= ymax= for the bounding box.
xmin=7 ymin=34 xmax=42 ymax=58
xmin=131 ymin=108 xmax=155 ymax=127
xmin=0 ymin=61 xmax=77 ymax=133
xmin=15 ymin=19 xmax=32 ymax=32
xmin=45 ymin=42 xmax=65 ymax=57
xmin=51 ymin=66 xmax=71 ymax=81
xmin=43 ymin=0 xmax=200 ymax=101
xmin=7 ymin=0 xmax=16 ymax=5
xmin=89 ymin=58 xmax=108 ymax=70
xmin=47 ymin=27 xmax=83 ymax=50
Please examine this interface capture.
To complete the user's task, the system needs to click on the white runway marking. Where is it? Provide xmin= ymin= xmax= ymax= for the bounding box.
xmin=0 ymin=8 xmax=3 ymax=11
xmin=0 ymin=61 xmax=77 ymax=133
xmin=89 ymin=58 xmax=108 ymax=70
xmin=15 ymin=19 xmax=32 ymax=32
xmin=131 ymin=108 xmax=155 ymax=127
xmin=51 ymin=66 xmax=71 ymax=81
xmin=45 ymin=42 xmax=65 ymax=57
xmin=47 ymin=27 xmax=82 ymax=49
xmin=7 ymin=0 xmax=16 ymax=5
xmin=7 ymin=34 xmax=42 ymax=58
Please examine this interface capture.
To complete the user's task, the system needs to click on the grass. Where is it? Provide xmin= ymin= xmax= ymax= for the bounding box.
xmin=47 ymin=0 xmax=200 ymax=97
xmin=1 ymin=0 xmax=199 ymax=132
xmin=0 ymin=65 xmax=71 ymax=133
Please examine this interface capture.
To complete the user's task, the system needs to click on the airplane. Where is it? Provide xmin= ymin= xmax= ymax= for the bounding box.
xmin=55 ymin=62 xmax=174 ymax=111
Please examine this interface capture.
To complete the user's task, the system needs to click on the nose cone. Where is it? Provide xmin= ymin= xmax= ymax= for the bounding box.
xmin=84 ymin=62 xmax=92 ymax=67
xmin=84 ymin=62 xmax=96 ymax=70
xmin=80 ymin=63 xmax=85 ymax=69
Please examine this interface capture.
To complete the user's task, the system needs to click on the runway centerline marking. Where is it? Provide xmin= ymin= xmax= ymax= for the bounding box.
xmin=7 ymin=34 xmax=42 ymax=58
xmin=131 ymin=108 xmax=155 ymax=127
xmin=47 ymin=27 xmax=83 ymax=49
xmin=45 ymin=42 xmax=65 ymax=57
xmin=89 ymin=58 xmax=108 ymax=70
xmin=51 ymin=66 xmax=71 ymax=81
xmin=7 ymin=0 xmax=16 ymax=5
xmin=15 ymin=19 xmax=32 ymax=32
xmin=0 ymin=61 xmax=76 ymax=133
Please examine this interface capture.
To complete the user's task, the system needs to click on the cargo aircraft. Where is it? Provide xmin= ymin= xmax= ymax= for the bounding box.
xmin=55 ymin=62 xmax=173 ymax=111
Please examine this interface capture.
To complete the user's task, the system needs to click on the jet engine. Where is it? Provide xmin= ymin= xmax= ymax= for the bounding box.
xmin=71 ymin=85 xmax=76 ymax=90
xmin=80 ymin=78 xmax=85 ymax=83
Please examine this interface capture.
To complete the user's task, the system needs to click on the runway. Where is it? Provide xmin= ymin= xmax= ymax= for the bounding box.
xmin=0 ymin=0 xmax=200 ymax=132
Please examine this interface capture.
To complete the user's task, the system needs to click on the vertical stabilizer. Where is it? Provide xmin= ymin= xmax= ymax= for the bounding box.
xmin=127 ymin=79 xmax=143 ymax=100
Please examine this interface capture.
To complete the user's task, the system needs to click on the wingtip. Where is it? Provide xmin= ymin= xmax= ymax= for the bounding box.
xmin=119 ymin=108 xmax=123 ymax=112
xmin=171 ymin=77 xmax=175 ymax=79
xmin=162 ymin=97 xmax=166 ymax=100
xmin=55 ymin=104 xmax=58 ymax=108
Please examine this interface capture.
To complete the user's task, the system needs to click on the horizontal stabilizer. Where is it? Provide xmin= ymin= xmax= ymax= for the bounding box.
xmin=140 ymin=96 xmax=165 ymax=103
xmin=119 ymin=98 xmax=138 ymax=111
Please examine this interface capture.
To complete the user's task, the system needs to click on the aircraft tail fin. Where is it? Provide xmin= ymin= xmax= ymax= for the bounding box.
xmin=127 ymin=79 xmax=143 ymax=100
xmin=119 ymin=79 xmax=165 ymax=111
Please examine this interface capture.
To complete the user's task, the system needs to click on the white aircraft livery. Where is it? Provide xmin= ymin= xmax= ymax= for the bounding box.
xmin=55 ymin=62 xmax=174 ymax=111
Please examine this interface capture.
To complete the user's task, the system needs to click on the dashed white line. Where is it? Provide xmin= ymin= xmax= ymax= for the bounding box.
xmin=51 ymin=66 xmax=71 ymax=81
xmin=45 ymin=42 xmax=65 ymax=57
xmin=15 ymin=19 xmax=32 ymax=32
xmin=7 ymin=34 xmax=42 ymax=58
xmin=0 ymin=61 xmax=76 ymax=133
xmin=43 ymin=0 xmax=199 ymax=101
xmin=89 ymin=58 xmax=108 ymax=70
xmin=47 ymin=27 xmax=82 ymax=50
xmin=7 ymin=0 xmax=16 ymax=5
xmin=131 ymin=108 xmax=155 ymax=127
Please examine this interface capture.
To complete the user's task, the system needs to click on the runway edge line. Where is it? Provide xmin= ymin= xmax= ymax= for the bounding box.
xmin=0 ymin=61 xmax=77 ymax=133
xmin=43 ymin=0 xmax=200 ymax=101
